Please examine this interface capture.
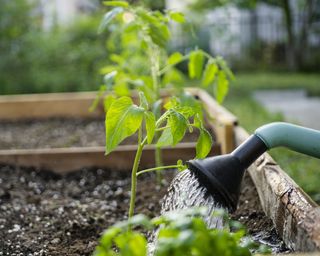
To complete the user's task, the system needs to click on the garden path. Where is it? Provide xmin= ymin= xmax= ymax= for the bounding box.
xmin=253 ymin=89 xmax=320 ymax=130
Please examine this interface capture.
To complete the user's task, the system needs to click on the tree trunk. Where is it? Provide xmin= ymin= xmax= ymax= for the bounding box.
xmin=296 ymin=0 xmax=317 ymax=69
xmin=282 ymin=0 xmax=297 ymax=70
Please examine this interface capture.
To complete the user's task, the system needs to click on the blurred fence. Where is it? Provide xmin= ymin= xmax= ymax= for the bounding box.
xmin=170 ymin=5 xmax=320 ymax=70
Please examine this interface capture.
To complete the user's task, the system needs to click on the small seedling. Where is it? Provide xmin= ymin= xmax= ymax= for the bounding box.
xmin=93 ymin=207 xmax=271 ymax=255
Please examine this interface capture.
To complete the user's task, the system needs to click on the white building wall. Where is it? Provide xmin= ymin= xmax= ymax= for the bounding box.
xmin=41 ymin=0 xmax=97 ymax=30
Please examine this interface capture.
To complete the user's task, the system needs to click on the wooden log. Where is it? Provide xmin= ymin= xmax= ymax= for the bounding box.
xmin=234 ymin=126 xmax=320 ymax=251
xmin=0 ymin=143 xmax=220 ymax=174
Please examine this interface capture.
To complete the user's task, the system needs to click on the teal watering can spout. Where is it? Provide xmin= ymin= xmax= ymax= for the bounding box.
xmin=255 ymin=122 xmax=320 ymax=159
xmin=187 ymin=122 xmax=320 ymax=212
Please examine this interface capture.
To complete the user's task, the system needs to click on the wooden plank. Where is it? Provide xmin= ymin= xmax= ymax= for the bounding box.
xmin=234 ymin=126 xmax=320 ymax=252
xmin=0 ymin=91 xmax=104 ymax=120
xmin=0 ymin=143 xmax=221 ymax=174
xmin=262 ymin=254 xmax=320 ymax=256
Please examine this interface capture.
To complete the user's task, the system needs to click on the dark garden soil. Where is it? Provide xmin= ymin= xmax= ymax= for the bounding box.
xmin=0 ymin=165 xmax=288 ymax=255
xmin=0 ymin=118 xmax=105 ymax=150
xmin=232 ymin=173 xmax=290 ymax=253
xmin=0 ymin=165 xmax=174 ymax=255
xmin=0 ymin=118 xmax=204 ymax=150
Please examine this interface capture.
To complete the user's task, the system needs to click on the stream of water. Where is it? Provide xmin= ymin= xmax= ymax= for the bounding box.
xmin=155 ymin=169 xmax=290 ymax=254
xmin=161 ymin=169 xmax=224 ymax=229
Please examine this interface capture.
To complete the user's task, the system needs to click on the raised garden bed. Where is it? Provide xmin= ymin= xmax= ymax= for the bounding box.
xmin=0 ymin=89 xmax=318 ymax=254
xmin=0 ymin=89 xmax=224 ymax=173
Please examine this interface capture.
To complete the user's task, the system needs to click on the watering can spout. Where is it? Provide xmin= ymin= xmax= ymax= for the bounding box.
xmin=187 ymin=122 xmax=320 ymax=212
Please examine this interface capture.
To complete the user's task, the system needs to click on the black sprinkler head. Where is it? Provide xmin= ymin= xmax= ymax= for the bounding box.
xmin=187 ymin=135 xmax=268 ymax=212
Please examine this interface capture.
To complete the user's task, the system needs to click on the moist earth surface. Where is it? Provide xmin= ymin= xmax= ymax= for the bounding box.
xmin=0 ymin=166 xmax=288 ymax=255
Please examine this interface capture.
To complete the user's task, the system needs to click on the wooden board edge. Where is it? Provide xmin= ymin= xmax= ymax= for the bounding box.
xmin=0 ymin=143 xmax=221 ymax=174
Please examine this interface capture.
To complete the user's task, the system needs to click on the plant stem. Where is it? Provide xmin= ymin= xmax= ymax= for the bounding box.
xmin=128 ymin=128 xmax=147 ymax=218
xmin=128 ymin=111 xmax=169 ymax=218
xmin=136 ymin=165 xmax=183 ymax=177
xmin=158 ymin=54 xmax=190 ymax=76
xmin=155 ymin=146 xmax=163 ymax=183
xmin=148 ymin=44 xmax=164 ymax=183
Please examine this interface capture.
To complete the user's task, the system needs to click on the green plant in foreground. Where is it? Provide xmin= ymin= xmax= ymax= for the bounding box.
xmin=94 ymin=207 xmax=270 ymax=255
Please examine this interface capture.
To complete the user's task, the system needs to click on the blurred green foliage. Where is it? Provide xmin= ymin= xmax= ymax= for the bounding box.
xmin=94 ymin=208 xmax=270 ymax=255
xmin=233 ymin=72 xmax=320 ymax=96
xmin=0 ymin=0 xmax=108 ymax=95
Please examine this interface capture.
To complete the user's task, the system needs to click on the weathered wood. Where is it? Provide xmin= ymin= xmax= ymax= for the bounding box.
xmin=0 ymin=143 xmax=220 ymax=174
xmin=234 ymin=126 xmax=320 ymax=252
xmin=269 ymin=254 xmax=320 ymax=256
xmin=0 ymin=91 xmax=104 ymax=120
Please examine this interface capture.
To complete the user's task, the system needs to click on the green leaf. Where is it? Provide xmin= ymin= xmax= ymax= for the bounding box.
xmin=169 ymin=11 xmax=185 ymax=23
xmin=164 ymin=97 xmax=179 ymax=110
xmin=168 ymin=52 xmax=183 ymax=65
xmin=103 ymin=94 xmax=116 ymax=112
xmin=114 ymin=82 xmax=129 ymax=96
xmin=128 ymin=214 xmax=153 ymax=229
xmin=217 ymin=56 xmax=235 ymax=80
xmin=193 ymin=113 xmax=202 ymax=129
xmin=196 ymin=129 xmax=212 ymax=159
xmin=169 ymin=110 xmax=188 ymax=146
xmin=188 ymin=50 xmax=204 ymax=79
xmin=137 ymin=9 xmax=158 ymax=24
xmin=139 ymin=91 xmax=149 ymax=110
xmin=103 ymin=1 xmax=129 ymax=7
xmin=110 ymin=54 xmax=124 ymax=65
xmin=98 ymin=7 xmax=124 ymax=34
xmin=202 ymin=61 xmax=218 ymax=87
xmin=105 ymin=97 xmax=144 ymax=154
xmin=157 ymin=127 xmax=173 ymax=147
xmin=180 ymin=92 xmax=202 ymax=116
xmin=148 ymin=22 xmax=170 ymax=48
xmin=145 ymin=111 xmax=155 ymax=144
xmin=162 ymin=68 xmax=185 ymax=88
xmin=99 ymin=65 xmax=119 ymax=75
xmin=99 ymin=227 xmax=121 ymax=250
xmin=215 ymin=71 xmax=229 ymax=103
xmin=115 ymin=232 xmax=147 ymax=256
xmin=177 ymin=159 xmax=187 ymax=171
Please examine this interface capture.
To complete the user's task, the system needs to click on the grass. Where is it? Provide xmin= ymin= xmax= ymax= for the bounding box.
xmin=233 ymin=72 xmax=320 ymax=96
xmin=223 ymin=72 xmax=320 ymax=203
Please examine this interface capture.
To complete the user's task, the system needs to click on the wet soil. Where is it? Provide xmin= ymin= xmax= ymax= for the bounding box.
xmin=232 ymin=173 xmax=290 ymax=253
xmin=0 ymin=118 xmax=203 ymax=150
xmin=0 ymin=165 xmax=174 ymax=255
xmin=0 ymin=165 xmax=288 ymax=255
